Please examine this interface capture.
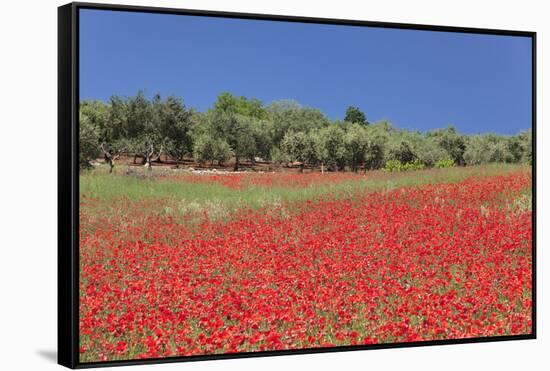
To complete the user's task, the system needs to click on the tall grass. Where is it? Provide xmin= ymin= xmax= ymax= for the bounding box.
xmin=80 ymin=164 xmax=530 ymax=217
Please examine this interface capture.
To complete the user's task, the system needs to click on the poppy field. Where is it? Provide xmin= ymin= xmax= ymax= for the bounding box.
xmin=79 ymin=165 xmax=532 ymax=362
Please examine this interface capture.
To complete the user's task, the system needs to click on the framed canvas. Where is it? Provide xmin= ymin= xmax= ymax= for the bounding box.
xmin=58 ymin=2 xmax=536 ymax=368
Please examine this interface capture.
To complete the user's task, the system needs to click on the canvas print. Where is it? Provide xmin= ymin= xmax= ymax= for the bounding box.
xmin=77 ymin=8 xmax=533 ymax=363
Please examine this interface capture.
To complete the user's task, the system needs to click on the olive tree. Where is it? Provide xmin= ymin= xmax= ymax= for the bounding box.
xmin=429 ymin=126 xmax=466 ymax=165
xmin=464 ymin=136 xmax=491 ymax=165
xmin=79 ymin=101 xmax=107 ymax=169
xmin=156 ymin=95 xmax=194 ymax=161
xmin=315 ymin=125 xmax=346 ymax=172
xmin=519 ymin=129 xmax=532 ymax=164
xmin=344 ymin=124 xmax=369 ymax=172
xmin=79 ymin=114 xmax=100 ymax=170
xmin=281 ymin=131 xmax=318 ymax=172
xmin=388 ymin=140 xmax=417 ymax=164
xmin=193 ymin=135 xmax=233 ymax=166
xmin=268 ymin=100 xmax=329 ymax=148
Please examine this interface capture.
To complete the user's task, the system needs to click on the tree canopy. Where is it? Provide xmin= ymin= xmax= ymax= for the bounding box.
xmin=79 ymin=91 xmax=532 ymax=172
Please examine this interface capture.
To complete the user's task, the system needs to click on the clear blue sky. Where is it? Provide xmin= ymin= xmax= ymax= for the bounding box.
xmin=80 ymin=9 xmax=532 ymax=135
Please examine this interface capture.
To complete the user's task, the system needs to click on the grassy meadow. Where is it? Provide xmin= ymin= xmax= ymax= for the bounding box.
xmin=80 ymin=164 xmax=531 ymax=227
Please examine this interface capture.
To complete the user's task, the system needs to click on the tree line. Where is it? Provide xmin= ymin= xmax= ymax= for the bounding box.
xmin=80 ymin=91 xmax=532 ymax=173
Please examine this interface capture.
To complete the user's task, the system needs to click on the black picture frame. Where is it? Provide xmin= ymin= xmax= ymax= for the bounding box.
xmin=58 ymin=2 xmax=537 ymax=368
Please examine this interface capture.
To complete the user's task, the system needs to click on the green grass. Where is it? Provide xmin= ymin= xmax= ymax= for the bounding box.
xmin=80 ymin=164 xmax=530 ymax=223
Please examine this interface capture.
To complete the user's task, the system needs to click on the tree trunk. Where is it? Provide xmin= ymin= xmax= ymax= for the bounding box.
xmin=233 ymin=157 xmax=239 ymax=172
xmin=145 ymin=144 xmax=155 ymax=171
xmin=100 ymin=143 xmax=124 ymax=174
xmin=108 ymin=158 xmax=114 ymax=173
xmin=299 ymin=163 xmax=304 ymax=173
xmin=145 ymin=154 xmax=153 ymax=171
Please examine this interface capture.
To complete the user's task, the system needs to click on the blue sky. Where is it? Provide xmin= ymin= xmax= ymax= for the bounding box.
xmin=80 ymin=9 xmax=532 ymax=135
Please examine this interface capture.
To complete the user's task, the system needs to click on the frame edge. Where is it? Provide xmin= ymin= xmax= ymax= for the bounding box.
xmin=72 ymin=1 xmax=535 ymax=36
xmin=61 ymin=2 xmax=537 ymax=368
xmin=58 ymin=2 xmax=79 ymax=369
